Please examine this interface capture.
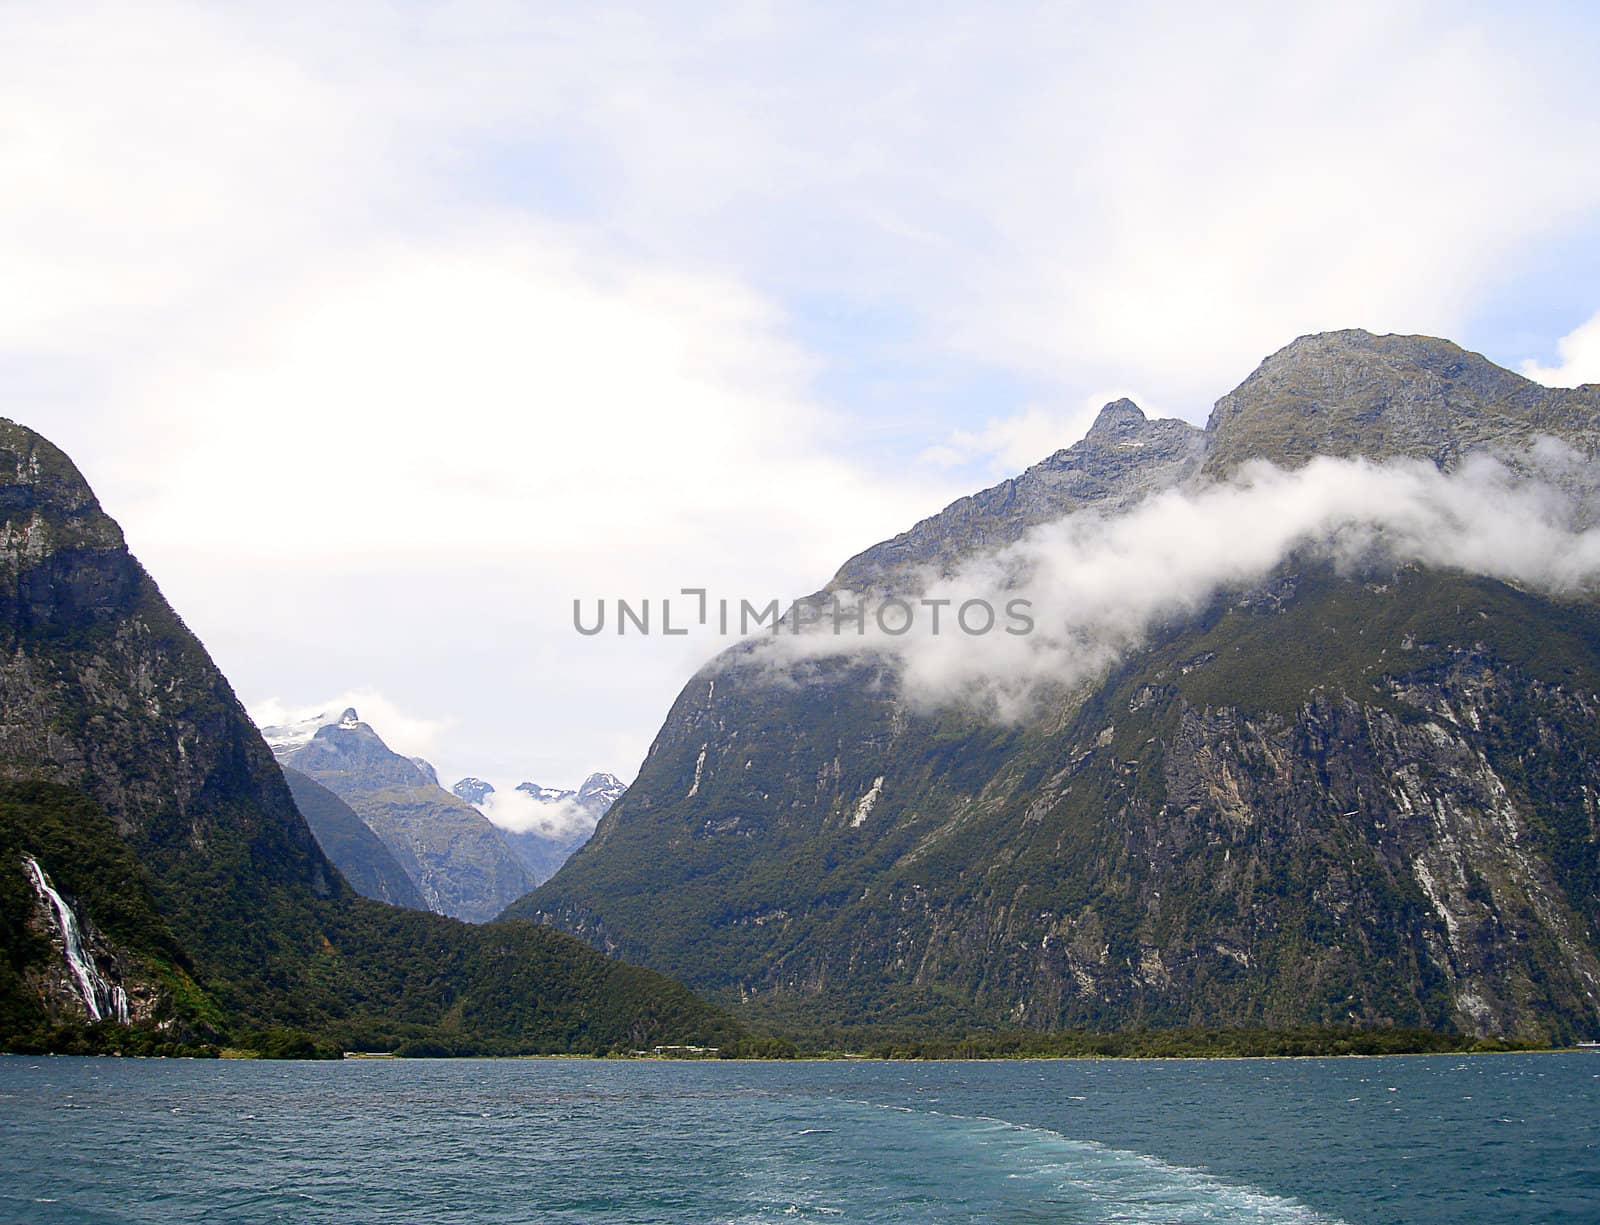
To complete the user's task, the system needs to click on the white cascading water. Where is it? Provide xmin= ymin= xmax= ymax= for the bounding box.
xmin=21 ymin=854 xmax=130 ymax=1024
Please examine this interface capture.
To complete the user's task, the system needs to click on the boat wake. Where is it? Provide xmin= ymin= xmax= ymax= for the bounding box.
xmin=833 ymin=1098 xmax=1348 ymax=1224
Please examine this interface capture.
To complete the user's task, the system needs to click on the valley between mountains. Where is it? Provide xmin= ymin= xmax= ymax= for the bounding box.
xmin=5 ymin=328 xmax=1600 ymax=1054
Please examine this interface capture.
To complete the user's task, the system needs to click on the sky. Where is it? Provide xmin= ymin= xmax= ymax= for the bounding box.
xmin=5 ymin=2 xmax=1600 ymax=791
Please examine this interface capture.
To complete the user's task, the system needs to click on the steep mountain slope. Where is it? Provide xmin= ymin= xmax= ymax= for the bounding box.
xmin=280 ymin=767 xmax=426 ymax=910
xmin=0 ymin=780 xmax=221 ymax=1045
xmin=269 ymin=710 xmax=534 ymax=922
xmin=0 ymin=418 xmax=735 ymax=1054
xmin=513 ymin=332 xmax=1600 ymax=1041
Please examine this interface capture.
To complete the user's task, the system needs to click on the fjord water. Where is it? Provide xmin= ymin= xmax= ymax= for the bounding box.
xmin=2 ymin=1055 xmax=1596 ymax=1223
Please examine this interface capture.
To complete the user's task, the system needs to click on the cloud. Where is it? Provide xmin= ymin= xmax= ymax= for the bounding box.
xmin=476 ymin=787 xmax=597 ymax=841
xmin=755 ymin=442 xmax=1600 ymax=720
xmin=1521 ymin=311 xmax=1600 ymax=387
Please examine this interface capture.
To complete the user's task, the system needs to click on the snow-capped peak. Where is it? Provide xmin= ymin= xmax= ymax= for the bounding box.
xmin=452 ymin=776 xmax=496 ymax=806
xmin=258 ymin=708 xmax=340 ymax=754
xmin=577 ymin=772 xmax=626 ymax=804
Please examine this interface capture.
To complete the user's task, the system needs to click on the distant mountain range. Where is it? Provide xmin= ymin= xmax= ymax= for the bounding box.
xmin=513 ymin=330 xmax=1600 ymax=1042
xmin=450 ymin=771 xmax=626 ymax=815
xmin=259 ymin=710 xmax=623 ymax=920
xmin=262 ymin=708 xmax=534 ymax=922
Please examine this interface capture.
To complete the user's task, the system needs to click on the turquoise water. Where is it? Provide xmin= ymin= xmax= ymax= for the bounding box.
xmin=1 ymin=1054 xmax=1596 ymax=1223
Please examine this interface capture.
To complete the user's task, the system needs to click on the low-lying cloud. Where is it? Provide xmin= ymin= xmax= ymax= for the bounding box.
xmin=754 ymin=441 xmax=1600 ymax=720
xmin=475 ymin=787 xmax=597 ymax=841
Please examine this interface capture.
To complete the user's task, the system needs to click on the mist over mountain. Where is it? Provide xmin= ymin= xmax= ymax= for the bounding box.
xmin=514 ymin=331 xmax=1600 ymax=1041
xmin=456 ymin=773 xmax=625 ymax=886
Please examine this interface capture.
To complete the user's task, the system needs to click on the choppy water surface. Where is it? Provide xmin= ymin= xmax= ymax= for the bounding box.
xmin=2 ymin=1053 xmax=1596 ymax=1223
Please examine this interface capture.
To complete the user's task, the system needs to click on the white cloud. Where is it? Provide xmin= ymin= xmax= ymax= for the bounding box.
xmin=477 ymin=788 xmax=596 ymax=840
xmin=916 ymin=7 xmax=1600 ymax=404
xmin=1521 ymin=311 xmax=1600 ymax=387
xmin=756 ymin=443 xmax=1600 ymax=720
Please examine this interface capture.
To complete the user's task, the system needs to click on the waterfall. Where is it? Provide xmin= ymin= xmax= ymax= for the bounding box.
xmin=21 ymin=855 xmax=130 ymax=1024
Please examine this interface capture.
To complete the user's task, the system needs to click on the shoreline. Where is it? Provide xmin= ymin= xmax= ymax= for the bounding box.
xmin=7 ymin=1046 xmax=1587 ymax=1065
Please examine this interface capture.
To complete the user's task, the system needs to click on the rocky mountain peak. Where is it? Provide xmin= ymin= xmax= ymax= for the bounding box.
xmin=452 ymin=776 xmax=495 ymax=806
xmin=272 ymin=715 xmax=535 ymax=920
xmin=281 ymin=713 xmax=430 ymax=791
xmin=1083 ymin=397 xmax=1149 ymax=441
xmin=1202 ymin=329 xmax=1600 ymax=475
xmin=826 ymin=402 xmax=1205 ymax=594
xmin=0 ymin=419 xmax=128 ymax=579
xmin=578 ymin=772 xmax=626 ymax=804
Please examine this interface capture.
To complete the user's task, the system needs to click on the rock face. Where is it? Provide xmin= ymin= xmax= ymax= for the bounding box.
xmin=280 ymin=767 xmax=427 ymax=910
xmin=269 ymin=711 xmax=534 ymax=923
xmin=1202 ymin=330 xmax=1600 ymax=475
xmin=513 ymin=331 xmax=1600 ymax=1040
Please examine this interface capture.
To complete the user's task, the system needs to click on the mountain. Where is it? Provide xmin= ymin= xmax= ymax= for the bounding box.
xmin=497 ymin=826 xmax=592 ymax=889
xmin=515 ymin=773 xmax=627 ymax=815
xmin=1201 ymin=329 xmax=1600 ymax=475
xmin=452 ymin=777 xmax=495 ymax=806
xmin=265 ymin=711 xmax=535 ymax=923
xmin=511 ymin=331 xmax=1600 ymax=1041
xmin=517 ymin=782 xmax=571 ymax=803
xmin=578 ymin=772 xmax=627 ymax=810
xmin=831 ymin=396 xmax=1205 ymax=594
xmin=279 ymin=767 xmax=426 ymax=910
xmin=0 ymin=418 xmax=735 ymax=1055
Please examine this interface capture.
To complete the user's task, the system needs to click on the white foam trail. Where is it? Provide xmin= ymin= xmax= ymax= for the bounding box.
xmin=848 ymin=1099 xmax=1348 ymax=1223
xmin=22 ymin=855 xmax=129 ymax=1024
